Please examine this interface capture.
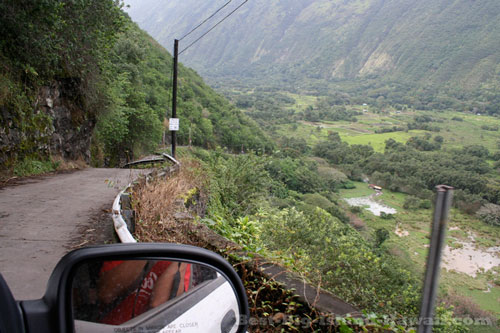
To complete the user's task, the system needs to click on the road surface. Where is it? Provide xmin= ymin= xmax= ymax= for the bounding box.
xmin=0 ymin=168 xmax=148 ymax=300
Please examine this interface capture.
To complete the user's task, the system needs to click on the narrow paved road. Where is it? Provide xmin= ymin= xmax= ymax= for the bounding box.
xmin=0 ymin=168 xmax=148 ymax=300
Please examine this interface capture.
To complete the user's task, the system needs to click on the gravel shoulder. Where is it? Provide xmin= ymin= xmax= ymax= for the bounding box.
xmin=0 ymin=168 xmax=148 ymax=300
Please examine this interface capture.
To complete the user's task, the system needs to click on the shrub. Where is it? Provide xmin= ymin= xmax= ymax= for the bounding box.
xmin=481 ymin=124 xmax=498 ymax=131
xmin=257 ymin=207 xmax=421 ymax=315
xmin=453 ymin=190 xmax=483 ymax=214
xmin=442 ymin=293 xmax=497 ymax=325
xmin=343 ymin=181 xmax=356 ymax=189
xmin=380 ymin=211 xmax=394 ymax=219
xmin=433 ymin=305 xmax=469 ymax=333
xmin=302 ymin=193 xmax=333 ymax=210
xmin=317 ymin=166 xmax=348 ymax=189
xmin=476 ymin=203 xmax=500 ymax=226
xmin=492 ymin=151 xmax=500 ymax=161
xmin=13 ymin=158 xmax=59 ymax=177
xmin=205 ymin=152 xmax=271 ymax=219
xmin=350 ymin=216 xmax=366 ymax=230
xmin=403 ymin=196 xmax=422 ymax=210
xmin=375 ymin=228 xmax=390 ymax=247
xmin=327 ymin=205 xmax=350 ymax=224
xmin=349 ymin=206 xmax=362 ymax=213
xmin=419 ymin=199 xmax=432 ymax=209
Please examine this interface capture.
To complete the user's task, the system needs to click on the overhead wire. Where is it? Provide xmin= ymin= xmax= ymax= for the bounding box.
xmin=179 ymin=0 xmax=248 ymax=55
xmin=179 ymin=0 xmax=233 ymax=42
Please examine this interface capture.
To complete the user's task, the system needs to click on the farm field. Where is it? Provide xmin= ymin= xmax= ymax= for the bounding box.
xmin=275 ymin=93 xmax=500 ymax=153
xmin=339 ymin=182 xmax=500 ymax=319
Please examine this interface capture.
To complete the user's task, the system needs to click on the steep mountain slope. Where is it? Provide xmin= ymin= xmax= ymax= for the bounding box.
xmin=125 ymin=0 xmax=500 ymax=97
xmin=94 ymin=19 xmax=273 ymax=164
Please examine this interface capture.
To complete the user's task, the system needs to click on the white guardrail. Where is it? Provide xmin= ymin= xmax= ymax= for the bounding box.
xmin=112 ymin=186 xmax=136 ymax=243
xmin=113 ymin=153 xmax=179 ymax=243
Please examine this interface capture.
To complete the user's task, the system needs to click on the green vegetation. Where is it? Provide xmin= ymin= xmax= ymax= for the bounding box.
xmin=178 ymin=147 xmax=480 ymax=331
xmin=13 ymin=158 xmax=60 ymax=177
xmin=340 ymin=182 xmax=500 ymax=320
xmin=0 ymin=0 xmax=125 ymax=170
xmin=1 ymin=1 xmax=272 ymax=172
xmin=92 ymin=20 xmax=272 ymax=165
xmin=183 ymin=87 xmax=500 ymax=328
xmin=191 ymin=149 xmax=420 ymax=314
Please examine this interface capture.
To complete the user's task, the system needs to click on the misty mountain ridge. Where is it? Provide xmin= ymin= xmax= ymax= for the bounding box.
xmin=125 ymin=0 xmax=500 ymax=103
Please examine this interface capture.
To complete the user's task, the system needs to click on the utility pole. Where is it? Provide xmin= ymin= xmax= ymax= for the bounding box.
xmin=171 ymin=39 xmax=179 ymax=158
xmin=169 ymin=1 xmax=248 ymax=158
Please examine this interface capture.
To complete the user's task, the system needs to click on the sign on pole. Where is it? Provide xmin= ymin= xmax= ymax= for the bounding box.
xmin=169 ymin=118 xmax=179 ymax=131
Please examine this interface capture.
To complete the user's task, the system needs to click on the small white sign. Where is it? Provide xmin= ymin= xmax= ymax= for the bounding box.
xmin=169 ymin=118 xmax=179 ymax=131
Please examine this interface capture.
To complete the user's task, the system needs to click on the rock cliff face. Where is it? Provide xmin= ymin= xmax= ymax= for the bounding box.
xmin=38 ymin=79 xmax=95 ymax=162
xmin=0 ymin=79 xmax=95 ymax=167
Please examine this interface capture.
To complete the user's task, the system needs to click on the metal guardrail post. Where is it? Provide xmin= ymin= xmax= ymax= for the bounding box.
xmin=418 ymin=185 xmax=453 ymax=333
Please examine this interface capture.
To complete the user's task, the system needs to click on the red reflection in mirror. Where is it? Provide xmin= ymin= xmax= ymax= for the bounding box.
xmin=72 ymin=260 xmax=216 ymax=325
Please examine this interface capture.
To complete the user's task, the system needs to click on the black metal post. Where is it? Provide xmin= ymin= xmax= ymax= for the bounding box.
xmin=418 ymin=185 xmax=453 ymax=333
xmin=171 ymin=39 xmax=179 ymax=158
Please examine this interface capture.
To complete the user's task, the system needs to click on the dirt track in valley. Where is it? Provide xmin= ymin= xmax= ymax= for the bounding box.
xmin=0 ymin=168 xmax=148 ymax=300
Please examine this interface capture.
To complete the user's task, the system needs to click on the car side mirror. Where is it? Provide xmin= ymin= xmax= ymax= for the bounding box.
xmin=19 ymin=243 xmax=249 ymax=333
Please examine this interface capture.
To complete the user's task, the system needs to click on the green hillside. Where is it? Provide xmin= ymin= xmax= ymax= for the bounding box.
xmin=125 ymin=0 xmax=500 ymax=111
xmin=0 ymin=1 xmax=271 ymax=172
xmin=93 ymin=19 xmax=273 ymax=165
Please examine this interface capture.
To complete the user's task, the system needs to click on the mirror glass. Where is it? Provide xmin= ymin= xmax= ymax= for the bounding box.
xmin=71 ymin=259 xmax=240 ymax=333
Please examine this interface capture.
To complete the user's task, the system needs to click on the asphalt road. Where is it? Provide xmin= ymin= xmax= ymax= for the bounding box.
xmin=0 ymin=168 xmax=148 ymax=300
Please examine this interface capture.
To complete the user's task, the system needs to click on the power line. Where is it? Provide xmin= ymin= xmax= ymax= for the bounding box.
xmin=179 ymin=0 xmax=233 ymax=41
xmin=179 ymin=0 xmax=248 ymax=55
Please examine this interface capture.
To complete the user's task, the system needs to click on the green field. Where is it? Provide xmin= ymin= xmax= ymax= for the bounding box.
xmin=282 ymin=91 xmax=318 ymax=111
xmin=341 ymin=130 xmax=424 ymax=152
xmin=276 ymin=96 xmax=500 ymax=153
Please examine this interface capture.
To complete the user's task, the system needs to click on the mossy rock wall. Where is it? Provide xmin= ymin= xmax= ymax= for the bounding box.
xmin=0 ymin=76 xmax=95 ymax=169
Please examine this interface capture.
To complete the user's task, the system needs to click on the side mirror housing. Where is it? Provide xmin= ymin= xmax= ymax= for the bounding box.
xmin=20 ymin=243 xmax=249 ymax=333
xmin=0 ymin=273 xmax=25 ymax=333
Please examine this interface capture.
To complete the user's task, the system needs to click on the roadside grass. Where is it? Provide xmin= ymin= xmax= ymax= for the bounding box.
xmin=2 ymin=155 xmax=87 ymax=182
xmin=12 ymin=158 xmax=59 ymax=177
xmin=133 ymin=158 xmax=206 ymax=243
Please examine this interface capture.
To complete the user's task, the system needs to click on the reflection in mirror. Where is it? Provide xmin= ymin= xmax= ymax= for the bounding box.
xmin=72 ymin=259 xmax=240 ymax=333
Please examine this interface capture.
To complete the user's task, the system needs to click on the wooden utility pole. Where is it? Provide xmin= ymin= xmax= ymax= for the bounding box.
xmin=171 ymin=39 xmax=179 ymax=158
